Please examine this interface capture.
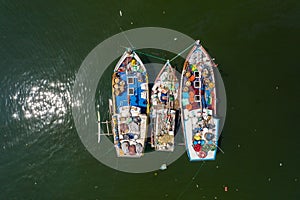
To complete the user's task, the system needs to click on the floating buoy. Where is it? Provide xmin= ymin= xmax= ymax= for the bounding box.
xmin=194 ymin=134 xmax=201 ymax=141
xmin=224 ymin=186 xmax=228 ymax=192
xmin=120 ymin=86 xmax=125 ymax=92
xmin=189 ymin=96 xmax=195 ymax=103
xmin=198 ymin=151 xmax=207 ymax=158
xmin=189 ymin=75 xmax=195 ymax=82
xmin=189 ymin=91 xmax=195 ymax=97
xmin=135 ymin=143 xmax=143 ymax=154
xmin=209 ymin=82 xmax=215 ymax=89
xmin=185 ymin=80 xmax=191 ymax=86
xmin=185 ymin=71 xmax=191 ymax=78
xmin=160 ymin=163 xmax=167 ymax=170
xmin=191 ymin=65 xmax=197 ymax=71
xmin=119 ymin=80 xmax=125 ymax=86
xmin=114 ymin=89 xmax=120 ymax=96
xmin=119 ymin=10 xmax=123 ymax=17
xmin=193 ymin=144 xmax=201 ymax=152
xmin=186 ymin=104 xmax=192 ymax=111
xmin=131 ymin=59 xmax=136 ymax=66
xmin=200 ymin=139 xmax=205 ymax=146
xmin=121 ymin=141 xmax=129 ymax=154
xmin=183 ymin=86 xmax=189 ymax=92
xmin=128 ymin=145 xmax=136 ymax=155
xmin=205 ymin=132 xmax=215 ymax=141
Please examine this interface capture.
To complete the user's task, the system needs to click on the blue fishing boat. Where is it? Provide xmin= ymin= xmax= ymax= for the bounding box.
xmin=111 ymin=49 xmax=149 ymax=157
xmin=150 ymin=61 xmax=179 ymax=151
xmin=180 ymin=40 xmax=219 ymax=161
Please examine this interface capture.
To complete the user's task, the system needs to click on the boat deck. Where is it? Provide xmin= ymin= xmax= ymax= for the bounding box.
xmin=183 ymin=108 xmax=219 ymax=161
xmin=150 ymin=62 xmax=179 ymax=151
xmin=111 ymin=51 xmax=149 ymax=157
xmin=114 ymin=71 xmax=148 ymax=112
xmin=181 ymin=42 xmax=219 ymax=161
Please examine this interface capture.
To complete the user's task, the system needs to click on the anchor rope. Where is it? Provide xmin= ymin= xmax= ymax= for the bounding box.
xmin=169 ymin=42 xmax=195 ymax=62
xmin=119 ymin=42 xmax=195 ymax=63
xmin=134 ymin=50 xmax=168 ymax=62
xmin=176 ymin=161 xmax=206 ymax=200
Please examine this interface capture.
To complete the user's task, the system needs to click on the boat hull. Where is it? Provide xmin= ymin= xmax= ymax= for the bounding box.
xmin=150 ymin=62 xmax=179 ymax=151
xmin=111 ymin=50 xmax=149 ymax=157
xmin=180 ymin=41 xmax=219 ymax=161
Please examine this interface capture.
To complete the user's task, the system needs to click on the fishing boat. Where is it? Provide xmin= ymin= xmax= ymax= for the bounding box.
xmin=111 ymin=49 xmax=149 ymax=157
xmin=180 ymin=40 xmax=219 ymax=161
xmin=150 ymin=61 xmax=179 ymax=151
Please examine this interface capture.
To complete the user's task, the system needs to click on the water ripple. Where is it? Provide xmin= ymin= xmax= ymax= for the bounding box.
xmin=1 ymin=70 xmax=74 ymax=149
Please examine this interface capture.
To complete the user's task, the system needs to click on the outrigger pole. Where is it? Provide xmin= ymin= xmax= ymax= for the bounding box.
xmin=97 ymin=103 xmax=113 ymax=143
xmin=97 ymin=111 xmax=101 ymax=143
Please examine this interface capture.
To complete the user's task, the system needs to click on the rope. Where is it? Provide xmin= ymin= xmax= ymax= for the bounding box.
xmin=114 ymin=14 xmax=195 ymax=63
xmin=176 ymin=161 xmax=206 ymax=200
xmin=170 ymin=42 xmax=195 ymax=62
xmin=121 ymin=42 xmax=195 ymax=63
xmin=134 ymin=50 xmax=168 ymax=62
xmin=119 ymin=26 xmax=135 ymax=49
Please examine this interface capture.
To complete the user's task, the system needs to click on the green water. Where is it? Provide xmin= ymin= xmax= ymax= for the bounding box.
xmin=1 ymin=0 xmax=299 ymax=199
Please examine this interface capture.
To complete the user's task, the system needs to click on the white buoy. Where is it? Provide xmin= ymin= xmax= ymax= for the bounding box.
xmin=268 ymin=177 xmax=271 ymax=182
xmin=119 ymin=10 xmax=123 ymax=17
xmin=160 ymin=163 xmax=167 ymax=170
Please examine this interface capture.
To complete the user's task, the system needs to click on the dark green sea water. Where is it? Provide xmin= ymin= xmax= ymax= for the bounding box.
xmin=1 ymin=0 xmax=299 ymax=199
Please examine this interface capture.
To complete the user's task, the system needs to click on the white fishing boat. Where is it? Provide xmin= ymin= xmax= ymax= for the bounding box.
xmin=111 ymin=49 xmax=149 ymax=157
xmin=180 ymin=40 xmax=219 ymax=161
xmin=150 ymin=61 xmax=179 ymax=151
